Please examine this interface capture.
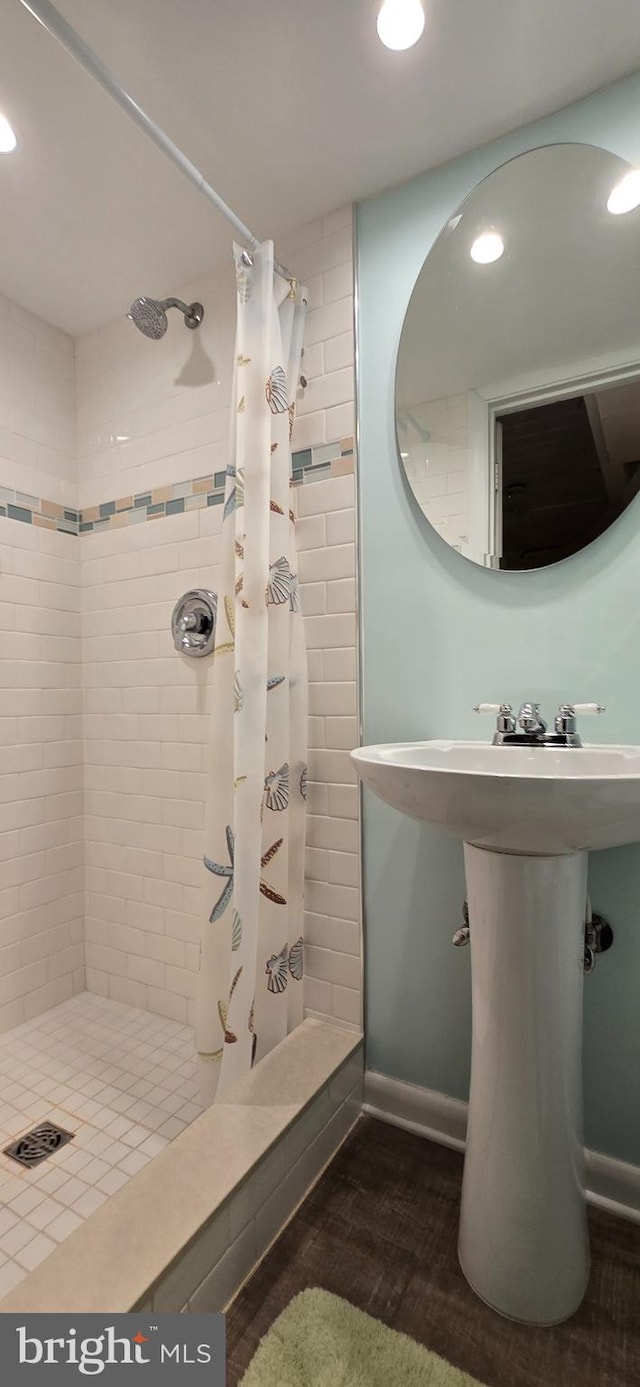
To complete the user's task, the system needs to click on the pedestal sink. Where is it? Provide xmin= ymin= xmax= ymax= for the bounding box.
xmin=351 ymin=740 xmax=640 ymax=1325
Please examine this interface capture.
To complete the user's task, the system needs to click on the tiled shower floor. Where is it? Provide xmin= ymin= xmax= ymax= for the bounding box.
xmin=0 ymin=992 xmax=204 ymax=1298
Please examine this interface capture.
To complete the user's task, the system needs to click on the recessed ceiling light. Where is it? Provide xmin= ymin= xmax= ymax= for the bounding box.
xmin=0 ymin=112 xmax=17 ymax=154
xmin=377 ymin=0 xmax=425 ymax=51
xmin=607 ymin=171 xmax=640 ymax=215
xmin=470 ymin=232 xmax=504 ymax=265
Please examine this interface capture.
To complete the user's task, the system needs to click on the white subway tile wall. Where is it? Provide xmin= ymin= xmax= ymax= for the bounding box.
xmin=0 ymin=209 xmax=359 ymax=1035
xmin=77 ymin=206 xmax=361 ymax=1031
xmin=0 ymin=295 xmax=76 ymax=513
xmin=400 ymin=393 xmax=470 ymax=553
xmin=0 ymin=297 xmax=84 ymax=1033
xmin=80 ymin=507 xmax=217 ymax=1021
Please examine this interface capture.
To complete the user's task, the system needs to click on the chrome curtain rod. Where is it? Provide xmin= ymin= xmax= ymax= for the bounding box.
xmin=18 ymin=0 xmax=295 ymax=283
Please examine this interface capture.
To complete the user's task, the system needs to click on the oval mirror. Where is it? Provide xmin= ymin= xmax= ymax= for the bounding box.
xmin=396 ymin=143 xmax=640 ymax=570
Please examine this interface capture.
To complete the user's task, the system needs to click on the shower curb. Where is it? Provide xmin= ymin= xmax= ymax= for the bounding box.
xmin=0 ymin=1021 xmax=363 ymax=1314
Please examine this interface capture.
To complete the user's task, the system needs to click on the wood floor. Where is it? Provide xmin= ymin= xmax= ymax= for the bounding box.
xmin=226 ymin=1116 xmax=640 ymax=1387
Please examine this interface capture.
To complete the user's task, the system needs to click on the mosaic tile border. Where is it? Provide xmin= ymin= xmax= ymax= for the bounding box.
xmin=0 ymin=438 xmax=354 ymax=538
xmin=79 ymin=476 xmax=225 ymax=533
xmin=291 ymin=437 xmax=354 ymax=486
xmin=0 ymin=486 xmax=78 ymax=535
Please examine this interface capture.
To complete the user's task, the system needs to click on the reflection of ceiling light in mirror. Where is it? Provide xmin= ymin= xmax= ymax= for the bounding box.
xmin=400 ymin=451 xmax=409 ymax=458
xmin=0 ymin=113 xmax=17 ymax=154
xmin=470 ymin=232 xmax=504 ymax=264
xmin=447 ymin=214 xmax=463 ymax=231
xmin=607 ymin=171 xmax=640 ymax=215
xmin=377 ymin=0 xmax=425 ymax=50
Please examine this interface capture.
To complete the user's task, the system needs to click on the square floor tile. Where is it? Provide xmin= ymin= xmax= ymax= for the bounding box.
xmin=15 ymin=1232 xmax=57 ymax=1272
xmin=0 ymin=993 xmax=204 ymax=1296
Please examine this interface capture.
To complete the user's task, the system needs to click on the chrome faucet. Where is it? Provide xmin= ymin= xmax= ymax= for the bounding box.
xmin=474 ymin=702 xmax=605 ymax=746
xmin=517 ymin=702 xmax=547 ymax=737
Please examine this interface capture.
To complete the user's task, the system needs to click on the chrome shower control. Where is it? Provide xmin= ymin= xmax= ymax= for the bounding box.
xmin=171 ymin=589 xmax=217 ymax=658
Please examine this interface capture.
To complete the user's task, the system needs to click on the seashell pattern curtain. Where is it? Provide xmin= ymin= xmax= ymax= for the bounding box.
xmin=195 ymin=241 xmax=308 ymax=1104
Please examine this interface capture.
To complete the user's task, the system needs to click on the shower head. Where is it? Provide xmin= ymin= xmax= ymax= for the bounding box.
xmin=128 ymin=296 xmax=167 ymax=339
xmin=127 ymin=296 xmax=204 ymax=339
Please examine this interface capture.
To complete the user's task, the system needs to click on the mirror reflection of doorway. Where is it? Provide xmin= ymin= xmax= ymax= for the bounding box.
xmin=496 ymin=377 xmax=640 ymax=569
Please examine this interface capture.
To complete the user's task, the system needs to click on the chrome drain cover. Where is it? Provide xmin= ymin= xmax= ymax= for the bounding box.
xmin=3 ymin=1121 xmax=74 ymax=1169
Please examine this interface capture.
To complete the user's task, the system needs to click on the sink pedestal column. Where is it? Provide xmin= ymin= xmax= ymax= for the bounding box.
xmin=459 ymin=844 xmax=590 ymax=1326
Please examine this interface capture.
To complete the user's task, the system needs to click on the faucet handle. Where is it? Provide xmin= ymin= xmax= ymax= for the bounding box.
xmin=555 ymin=702 xmax=605 ymax=726
xmin=474 ymin=703 xmax=516 ymax=734
xmin=554 ymin=703 xmax=605 ymax=741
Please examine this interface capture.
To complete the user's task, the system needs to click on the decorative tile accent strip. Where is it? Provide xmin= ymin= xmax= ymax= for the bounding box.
xmin=291 ymin=437 xmax=354 ymax=485
xmin=79 ymin=476 xmax=222 ymax=532
xmin=0 ymin=486 xmax=78 ymax=535
xmin=0 ymin=439 xmax=354 ymax=538
xmin=78 ymin=438 xmax=354 ymax=533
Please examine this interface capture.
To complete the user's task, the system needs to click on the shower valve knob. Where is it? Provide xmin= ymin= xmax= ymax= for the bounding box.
xmin=171 ymin=590 xmax=217 ymax=658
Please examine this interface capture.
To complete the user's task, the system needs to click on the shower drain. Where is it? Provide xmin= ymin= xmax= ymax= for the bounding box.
xmin=3 ymin=1121 xmax=75 ymax=1169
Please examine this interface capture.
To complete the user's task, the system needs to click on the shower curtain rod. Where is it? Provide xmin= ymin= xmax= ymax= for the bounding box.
xmin=18 ymin=0 xmax=295 ymax=283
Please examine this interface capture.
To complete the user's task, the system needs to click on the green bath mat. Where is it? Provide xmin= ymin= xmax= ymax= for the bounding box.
xmin=240 ymin=1288 xmax=485 ymax=1387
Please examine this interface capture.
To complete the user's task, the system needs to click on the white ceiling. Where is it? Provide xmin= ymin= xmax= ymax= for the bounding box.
xmin=2 ymin=0 xmax=640 ymax=335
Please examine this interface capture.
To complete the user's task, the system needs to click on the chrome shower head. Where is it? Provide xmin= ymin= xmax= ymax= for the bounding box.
xmin=127 ymin=296 xmax=204 ymax=339
xmin=128 ymin=296 xmax=167 ymax=339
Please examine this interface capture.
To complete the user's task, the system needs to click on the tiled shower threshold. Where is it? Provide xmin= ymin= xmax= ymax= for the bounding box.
xmin=0 ymin=992 xmax=204 ymax=1298
xmin=0 ymin=1001 xmax=362 ymax=1314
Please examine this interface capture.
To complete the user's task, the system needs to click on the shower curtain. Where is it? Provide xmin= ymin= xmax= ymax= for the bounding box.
xmin=196 ymin=241 xmax=308 ymax=1104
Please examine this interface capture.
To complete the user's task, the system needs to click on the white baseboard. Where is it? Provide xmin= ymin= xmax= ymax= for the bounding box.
xmin=364 ymin=1070 xmax=640 ymax=1225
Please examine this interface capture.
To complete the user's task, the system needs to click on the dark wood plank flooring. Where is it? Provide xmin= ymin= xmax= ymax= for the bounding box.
xmin=226 ymin=1116 xmax=640 ymax=1387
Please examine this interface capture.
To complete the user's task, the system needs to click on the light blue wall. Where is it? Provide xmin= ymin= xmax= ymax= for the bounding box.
xmin=357 ymin=72 xmax=640 ymax=1167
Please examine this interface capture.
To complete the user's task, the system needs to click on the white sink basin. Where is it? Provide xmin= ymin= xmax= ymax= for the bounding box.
xmin=352 ymin=736 xmax=640 ymax=1326
xmin=352 ymin=739 xmax=640 ymax=855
